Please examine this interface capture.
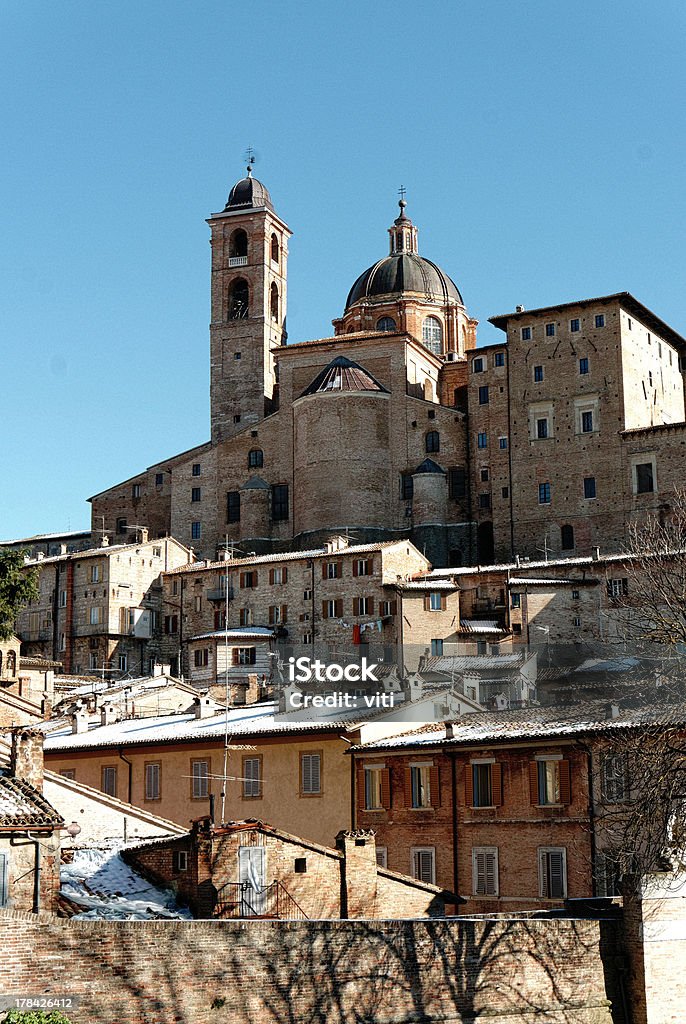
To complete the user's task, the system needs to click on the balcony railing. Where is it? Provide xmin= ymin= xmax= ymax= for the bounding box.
xmin=207 ymin=588 xmax=234 ymax=603
xmin=228 ymin=256 xmax=248 ymax=267
xmin=214 ymin=880 xmax=308 ymax=920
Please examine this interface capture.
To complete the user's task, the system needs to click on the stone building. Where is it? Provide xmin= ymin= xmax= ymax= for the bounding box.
xmin=16 ymin=535 xmax=190 ymax=677
xmin=125 ymin=819 xmax=459 ymax=920
xmin=88 ymin=168 xmax=686 ymax=571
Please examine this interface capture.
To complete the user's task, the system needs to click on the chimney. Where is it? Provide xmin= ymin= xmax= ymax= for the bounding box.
xmin=59 ymin=543 xmax=68 ymax=555
xmin=41 ymin=693 xmax=53 ymax=720
xmin=444 ymin=721 xmax=455 ymax=739
xmin=605 ymin=703 xmax=620 ymax=720
xmin=193 ymin=696 xmax=214 ymax=719
xmin=71 ymin=706 xmax=89 ymax=734
xmin=10 ymin=728 xmax=45 ymax=793
xmin=100 ymin=701 xmax=117 ymax=726
xmin=138 ymin=527 xmax=149 ymax=543
xmin=100 ymin=535 xmax=110 ymax=548
xmin=515 ymin=304 xmax=525 ymax=313
xmin=592 ymin=547 xmax=600 ymax=561
xmin=336 ymin=829 xmax=378 ymax=918
xmin=35 ymin=552 xmax=45 ymax=561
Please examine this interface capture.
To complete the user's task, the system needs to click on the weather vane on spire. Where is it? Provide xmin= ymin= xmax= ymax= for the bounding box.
xmin=245 ymin=146 xmax=256 ymax=176
xmin=398 ymin=185 xmax=407 ymax=210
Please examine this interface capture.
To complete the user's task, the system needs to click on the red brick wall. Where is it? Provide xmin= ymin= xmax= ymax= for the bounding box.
xmin=0 ymin=911 xmax=621 ymax=1024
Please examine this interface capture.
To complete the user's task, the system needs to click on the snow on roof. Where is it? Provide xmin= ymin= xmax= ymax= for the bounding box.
xmin=58 ymin=673 xmax=192 ymax=699
xmin=24 ymin=537 xmax=188 ymax=566
xmin=459 ymin=620 xmax=508 ymax=634
xmin=0 ymin=529 xmax=90 ymax=545
xmin=423 ymin=654 xmax=525 ymax=673
xmin=43 ymin=701 xmax=363 ymax=752
xmin=349 ymin=701 xmax=686 ymax=752
xmin=508 ymin=577 xmax=592 ymax=587
xmin=164 ymin=540 xmax=422 ymax=575
xmin=398 ymin=580 xmax=457 ymax=591
xmin=188 ymin=627 xmax=274 ymax=642
xmin=0 ymin=770 xmax=64 ymax=828
xmin=427 ymin=553 xmax=631 ymax=576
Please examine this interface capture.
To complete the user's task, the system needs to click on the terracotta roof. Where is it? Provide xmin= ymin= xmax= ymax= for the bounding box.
xmin=164 ymin=540 xmax=418 ymax=575
xmin=0 ymin=771 xmax=64 ymax=830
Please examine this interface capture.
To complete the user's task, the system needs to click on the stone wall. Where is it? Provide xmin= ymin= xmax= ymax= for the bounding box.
xmin=0 ymin=911 xmax=624 ymax=1024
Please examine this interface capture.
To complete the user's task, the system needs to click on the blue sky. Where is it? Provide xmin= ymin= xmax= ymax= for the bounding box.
xmin=2 ymin=0 xmax=685 ymax=539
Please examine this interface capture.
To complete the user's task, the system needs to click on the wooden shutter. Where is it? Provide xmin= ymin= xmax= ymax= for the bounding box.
xmin=335 ymin=599 xmax=343 ymax=617
xmin=380 ymin=768 xmax=391 ymax=809
xmin=252 ymin=570 xmax=258 ymax=586
xmin=424 ymin=595 xmax=430 ymax=611
xmin=529 ymin=762 xmax=540 ymax=804
xmin=337 ymin=560 xmax=343 ymax=577
xmin=322 ymin=601 xmax=329 ymax=620
xmin=368 ymin=598 xmax=374 ymax=615
xmin=429 ymin=764 xmax=440 ymax=808
xmin=404 ymin=767 xmax=413 ymax=807
xmin=465 ymin=764 xmax=474 ymax=807
xmin=269 ymin=568 xmax=275 ymax=584
xmin=282 ymin=566 xmax=288 ymax=583
xmin=232 ymin=648 xmax=239 ymax=666
xmin=353 ymin=598 xmax=360 ymax=616
xmin=281 ymin=605 xmax=288 ymax=624
xmin=356 ymin=767 xmax=366 ymax=811
xmin=441 ymin=595 xmax=447 ymax=611
xmin=491 ymin=763 xmax=502 ymax=806
xmin=558 ymin=760 xmax=571 ymax=804
xmin=352 ymin=560 xmax=359 ymax=577
xmin=390 ymin=600 xmax=397 ymax=615
xmin=322 ymin=563 xmax=328 ymax=580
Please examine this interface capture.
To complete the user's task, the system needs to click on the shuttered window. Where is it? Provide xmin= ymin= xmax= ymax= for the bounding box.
xmin=467 ymin=763 xmax=503 ymax=807
xmin=243 ymin=757 xmax=261 ymax=798
xmin=539 ymin=847 xmax=567 ymax=899
xmin=191 ymin=760 xmax=209 ymax=799
xmin=145 ymin=762 xmax=161 ymax=800
xmin=358 ymin=766 xmax=391 ymax=811
xmin=472 ymin=847 xmax=498 ymax=896
xmin=301 ymin=753 xmax=321 ymax=795
xmin=530 ymin=759 xmax=571 ymax=805
xmin=101 ymin=766 xmax=117 ymax=797
xmin=405 ymin=764 xmax=439 ymax=809
xmin=411 ymin=848 xmax=435 ymax=884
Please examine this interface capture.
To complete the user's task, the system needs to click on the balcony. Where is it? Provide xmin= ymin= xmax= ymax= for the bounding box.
xmin=207 ymin=588 xmax=234 ymax=603
xmin=214 ymin=881 xmax=307 ymax=920
xmin=228 ymin=256 xmax=248 ymax=268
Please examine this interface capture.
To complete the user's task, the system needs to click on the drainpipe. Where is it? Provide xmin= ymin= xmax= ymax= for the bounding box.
xmin=10 ymin=832 xmax=43 ymax=913
xmin=450 ymin=752 xmax=459 ymax=906
xmin=350 ymin=748 xmax=356 ymax=829
xmin=118 ymin=746 xmax=133 ymax=804
xmin=579 ymin=740 xmax=597 ymax=896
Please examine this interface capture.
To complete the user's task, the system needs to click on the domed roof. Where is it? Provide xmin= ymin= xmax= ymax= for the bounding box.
xmin=346 ymin=253 xmax=462 ymax=309
xmin=300 ymin=356 xmax=389 ymax=398
xmin=224 ymin=167 xmax=274 ymax=212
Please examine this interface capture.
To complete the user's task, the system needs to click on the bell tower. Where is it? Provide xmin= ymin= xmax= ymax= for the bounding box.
xmin=207 ymin=164 xmax=291 ymax=443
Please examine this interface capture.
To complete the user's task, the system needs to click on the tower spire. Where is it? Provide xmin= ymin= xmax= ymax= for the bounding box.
xmin=389 ymin=186 xmax=417 ymax=254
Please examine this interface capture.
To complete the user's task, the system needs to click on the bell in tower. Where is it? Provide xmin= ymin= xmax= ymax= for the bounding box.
xmin=207 ymin=162 xmax=292 ymax=443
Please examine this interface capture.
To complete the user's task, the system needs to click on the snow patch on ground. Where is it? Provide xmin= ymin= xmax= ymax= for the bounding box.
xmin=61 ymin=841 xmax=192 ymax=920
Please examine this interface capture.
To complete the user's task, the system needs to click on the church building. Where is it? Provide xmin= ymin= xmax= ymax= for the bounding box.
xmin=90 ymin=168 xmax=686 ymax=568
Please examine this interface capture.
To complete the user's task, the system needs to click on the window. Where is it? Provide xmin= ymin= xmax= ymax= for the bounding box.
xmin=145 ymin=762 xmax=161 ymax=801
xmin=116 ymin=517 xmax=127 ymax=534
xmin=449 ymin=466 xmax=466 ymax=499
xmin=410 ymin=764 xmax=432 ymax=808
xmin=363 ymin=765 xmax=389 ymax=810
xmin=268 ymin=605 xmax=287 ymax=625
xmin=376 ymin=316 xmax=396 ymax=332
xmin=379 ymin=599 xmax=397 ymax=617
xmin=191 ymin=487 xmax=201 ymax=503
xmin=194 ymin=648 xmax=210 ymax=668
xmin=164 ymin=614 xmax=178 ymax=634
xmin=472 ymin=848 xmax=499 ymax=896
xmin=477 ymin=432 xmax=488 ymax=449
xmin=376 ymin=847 xmax=388 ymax=868
xmin=531 ymin=758 xmax=570 ymax=805
xmin=155 ymin=472 xmax=164 ymax=487
xmin=353 ymin=558 xmax=372 ymax=577
xmin=478 ymin=385 xmax=489 ymax=405
xmin=59 ymin=769 xmax=76 ymax=780
xmin=635 ymin=462 xmax=655 ymax=494
xmin=468 ymin=762 xmax=502 ymax=807
xmin=581 ymin=411 xmax=594 ymax=433
xmin=595 ymin=314 xmax=605 ymax=328
xmin=494 ymin=352 xmax=505 ymax=367
xmin=234 ymin=351 xmax=241 ymax=360
xmin=228 ymin=278 xmax=249 ymax=319
xmin=248 ymin=449 xmax=263 ymax=468
xmin=227 ymin=491 xmax=240 ymax=523
xmin=422 ymin=316 xmax=443 ymax=354
xmin=272 ymin=484 xmax=289 ymax=521
xmin=472 ymin=357 xmax=484 ymax=373
xmin=627 ymin=317 xmax=632 ymax=331
xmin=411 ymin=848 xmax=435 ymax=884
xmin=480 ymin=468 xmax=489 ymax=482
xmin=498 ymin=436 xmax=508 ymax=450
xmin=324 ymin=561 xmax=341 ymax=580
xmin=240 ymin=571 xmax=257 ymax=589
xmin=596 ymin=852 xmax=623 ymax=897
xmin=545 ymin=322 xmax=555 ymax=337
xmin=90 ymin=606 xmax=101 ymax=625
xmin=132 ymin=484 xmax=141 ymax=499
xmin=190 ymin=760 xmax=209 ymax=799
xmin=561 ymin=524 xmax=575 ymax=550
xmin=243 ymin=757 xmax=262 ymax=798
xmin=511 ymin=592 xmax=521 ymax=608
xmin=270 ymin=567 xmax=287 ymax=585
xmin=536 ymin=417 xmax=549 ymax=439
xmin=270 ymin=282 xmax=279 ymax=321
xmin=538 ymin=482 xmax=551 ymax=504
xmin=59 ymin=589 xmax=67 ymax=608
xmin=270 ymin=232 xmax=279 ymax=263
xmin=172 ymin=850 xmax=189 ymax=873
xmin=425 ymin=430 xmax=440 ymax=453
xmin=401 ymin=472 xmax=414 ymax=500
xmin=521 ymin=326 xmax=532 ymax=341
xmin=89 ymin=652 xmax=98 ymax=670
xmin=579 ymin=357 xmax=589 ymax=374
xmin=191 ymin=522 xmax=201 ymax=540
xmin=301 ymin=753 xmax=321 ymax=795
xmin=570 ymin=318 xmax=580 ymax=333
xmin=101 ymin=766 xmax=117 ymax=798
xmin=479 ymin=493 xmax=491 ymax=509
xmin=192 ymin=463 xmax=201 ymax=477
xmin=607 ymin=578 xmax=628 ymax=599
xmin=430 ymin=638 xmax=443 ymax=656
xmin=353 ymin=597 xmax=373 ymax=616
xmin=539 ymin=848 xmax=567 ymax=899
xmin=322 ymin=598 xmax=343 ymax=619
xmin=601 ymin=753 xmax=629 ymax=803
xmin=90 ymin=564 xmax=100 ymax=583
xmin=230 ymin=229 xmax=248 ymax=259
xmin=118 ymin=653 xmax=128 ymax=672
xmin=534 ymin=365 xmax=544 ymax=382
xmin=233 ymin=414 xmax=241 ymax=423
xmin=584 ymin=476 xmax=596 ymax=499
xmin=572 ymin=589 xmax=580 ymax=600
xmin=428 ymin=592 xmax=444 ymax=612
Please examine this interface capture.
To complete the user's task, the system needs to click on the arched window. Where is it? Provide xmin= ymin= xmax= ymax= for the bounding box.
xmin=561 ymin=524 xmax=575 ymax=550
xmin=376 ymin=316 xmax=396 ymax=332
xmin=228 ymin=279 xmax=249 ymax=319
xmin=425 ymin=430 xmax=440 ymax=453
xmin=422 ymin=316 xmax=443 ymax=355
xmin=230 ymin=229 xmax=248 ymax=258
xmin=6 ymin=651 xmax=15 ymax=676
xmin=271 ymin=233 xmax=279 ymax=263
xmin=423 ymin=378 xmax=434 ymax=401
xmin=248 ymin=449 xmax=264 ymax=468
xmin=270 ymin=282 xmax=279 ymax=321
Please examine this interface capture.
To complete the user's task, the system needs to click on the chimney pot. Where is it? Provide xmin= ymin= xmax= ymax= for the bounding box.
xmin=10 ymin=728 xmax=45 ymax=793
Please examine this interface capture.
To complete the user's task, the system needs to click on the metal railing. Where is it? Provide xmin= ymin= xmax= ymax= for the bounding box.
xmin=214 ymin=880 xmax=308 ymax=920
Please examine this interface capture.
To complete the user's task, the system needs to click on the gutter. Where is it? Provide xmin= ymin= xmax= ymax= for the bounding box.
xmin=119 ymin=746 xmax=133 ymax=804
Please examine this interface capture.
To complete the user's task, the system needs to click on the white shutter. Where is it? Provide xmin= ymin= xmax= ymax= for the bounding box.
xmin=473 ymin=849 xmax=497 ymax=896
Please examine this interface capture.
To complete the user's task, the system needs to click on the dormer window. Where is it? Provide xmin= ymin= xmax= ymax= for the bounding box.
xmin=376 ymin=316 xmax=396 ymax=332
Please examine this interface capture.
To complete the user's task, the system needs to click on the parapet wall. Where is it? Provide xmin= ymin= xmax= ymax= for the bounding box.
xmin=0 ymin=912 xmax=623 ymax=1024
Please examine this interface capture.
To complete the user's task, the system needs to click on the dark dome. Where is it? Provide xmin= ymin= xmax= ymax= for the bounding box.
xmin=346 ymin=253 xmax=463 ymax=309
xmin=225 ymin=173 xmax=274 ymax=212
